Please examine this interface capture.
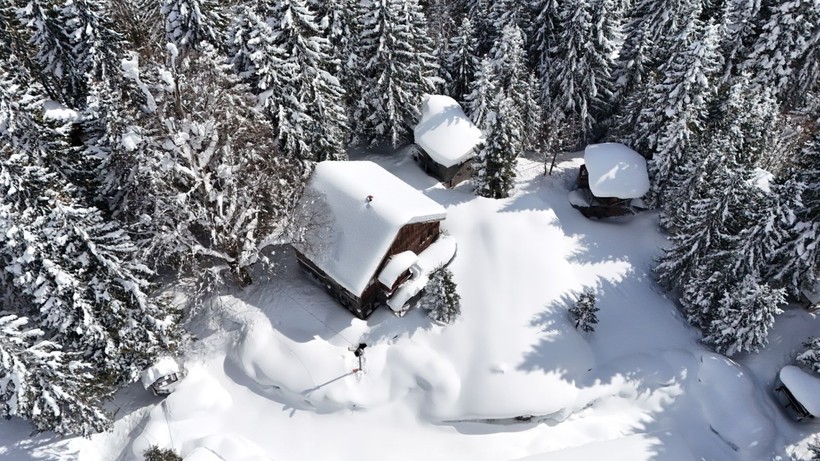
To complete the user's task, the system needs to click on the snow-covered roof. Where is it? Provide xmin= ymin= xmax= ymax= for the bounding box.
xmin=293 ymin=161 xmax=447 ymax=298
xmin=415 ymin=234 xmax=457 ymax=274
xmin=414 ymin=95 xmax=484 ymax=168
xmin=779 ymin=366 xmax=820 ymax=416
xmin=749 ymin=167 xmax=774 ymax=193
xmin=42 ymin=100 xmax=80 ymax=123
xmin=584 ymin=143 xmax=650 ymax=199
xmin=801 ymin=279 xmax=820 ymax=305
xmin=140 ymin=357 xmax=181 ymax=389
xmin=378 ymin=251 xmax=418 ymax=288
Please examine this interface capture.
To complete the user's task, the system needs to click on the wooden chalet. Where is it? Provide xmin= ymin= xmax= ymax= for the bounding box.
xmin=291 ymin=161 xmax=454 ymax=319
xmin=413 ymin=95 xmax=484 ymax=188
xmin=775 ymin=366 xmax=820 ymax=421
xmin=570 ymin=143 xmax=650 ymax=218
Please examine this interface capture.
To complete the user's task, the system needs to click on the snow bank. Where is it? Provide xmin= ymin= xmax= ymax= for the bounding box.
xmin=42 ymin=100 xmax=79 ymax=123
xmin=779 ymin=366 xmax=820 ymax=416
xmin=164 ymin=373 xmax=232 ymax=420
xmin=414 ymin=95 xmax=484 ymax=168
xmin=513 ymin=432 xmax=696 ymax=461
xmin=584 ymin=143 xmax=649 ymax=199
xmin=293 ymin=161 xmax=446 ymax=297
xmin=140 ymin=357 xmax=180 ymax=389
xmin=415 ymin=234 xmax=457 ymax=273
xmin=693 ymin=354 xmax=774 ymax=455
xmin=183 ymin=434 xmax=273 ymax=461
xmin=749 ymin=167 xmax=774 ymax=193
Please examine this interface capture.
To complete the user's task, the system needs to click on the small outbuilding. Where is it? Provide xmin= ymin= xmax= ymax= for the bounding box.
xmin=413 ymin=95 xmax=484 ymax=187
xmin=292 ymin=161 xmax=455 ymax=319
xmin=775 ymin=365 xmax=820 ymax=421
xmin=569 ymin=143 xmax=650 ymax=218
xmin=140 ymin=357 xmax=185 ymax=396
xmin=800 ymin=279 xmax=820 ymax=312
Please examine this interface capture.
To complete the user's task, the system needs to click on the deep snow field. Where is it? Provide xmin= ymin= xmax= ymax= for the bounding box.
xmin=2 ymin=151 xmax=819 ymax=461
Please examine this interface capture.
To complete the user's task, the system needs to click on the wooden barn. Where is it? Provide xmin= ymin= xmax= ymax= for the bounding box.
xmin=569 ymin=143 xmax=650 ymax=218
xmin=291 ymin=161 xmax=456 ymax=319
xmin=413 ymin=95 xmax=484 ymax=188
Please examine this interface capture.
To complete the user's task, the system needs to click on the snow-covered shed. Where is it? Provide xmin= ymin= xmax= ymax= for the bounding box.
xmin=140 ymin=357 xmax=185 ymax=395
xmin=775 ymin=365 xmax=820 ymax=420
xmin=571 ymin=143 xmax=650 ymax=218
xmin=413 ymin=95 xmax=484 ymax=187
xmin=800 ymin=279 xmax=820 ymax=311
xmin=291 ymin=161 xmax=451 ymax=319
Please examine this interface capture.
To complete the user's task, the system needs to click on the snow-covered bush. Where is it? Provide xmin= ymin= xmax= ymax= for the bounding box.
xmin=797 ymin=337 xmax=820 ymax=374
xmin=420 ymin=266 xmax=461 ymax=324
xmin=569 ymin=289 xmax=599 ymax=332
xmin=144 ymin=446 xmax=183 ymax=461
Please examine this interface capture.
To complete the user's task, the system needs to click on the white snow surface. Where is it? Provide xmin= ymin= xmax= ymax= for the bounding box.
xmin=293 ymin=161 xmax=446 ymax=297
xmin=140 ymin=357 xmax=181 ymax=389
xmin=584 ymin=143 xmax=650 ymax=199
xmin=779 ymin=366 xmax=820 ymax=416
xmin=378 ymin=251 xmax=418 ymax=288
xmin=415 ymin=234 xmax=457 ymax=274
xmin=3 ymin=152 xmax=820 ymax=461
xmin=42 ymin=100 xmax=79 ymax=123
xmin=414 ymin=95 xmax=484 ymax=168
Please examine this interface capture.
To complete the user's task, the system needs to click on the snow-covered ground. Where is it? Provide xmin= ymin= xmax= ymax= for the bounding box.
xmin=2 ymin=151 xmax=818 ymax=461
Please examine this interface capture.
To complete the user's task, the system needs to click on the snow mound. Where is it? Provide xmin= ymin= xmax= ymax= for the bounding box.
xmin=184 ymin=434 xmax=273 ymax=461
xmin=514 ymin=432 xmax=696 ymax=461
xmin=414 ymin=95 xmax=484 ymax=168
xmin=293 ymin=161 xmax=447 ymax=297
xmin=779 ymin=366 xmax=820 ymax=416
xmin=693 ymin=354 xmax=774 ymax=455
xmin=584 ymin=143 xmax=649 ymax=199
xmin=378 ymin=251 xmax=418 ymax=287
xmin=164 ymin=372 xmax=232 ymax=420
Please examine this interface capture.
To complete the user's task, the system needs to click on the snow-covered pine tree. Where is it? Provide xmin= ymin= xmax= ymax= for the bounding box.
xmin=809 ymin=438 xmax=820 ymax=461
xmin=569 ymin=289 xmax=599 ymax=332
xmin=425 ymin=0 xmax=456 ymax=55
xmin=489 ymin=24 xmax=543 ymax=151
xmin=443 ymin=17 xmax=480 ymax=104
xmin=353 ymin=0 xmax=439 ymax=146
xmin=420 ymin=266 xmax=461 ymax=324
xmin=797 ymin=337 xmax=820 ymax=374
xmin=702 ymin=275 xmax=784 ymax=356
xmin=717 ymin=0 xmax=764 ymax=84
xmin=0 ymin=315 xmax=109 ymax=435
xmin=465 ymin=58 xmax=497 ymax=131
xmin=634 ymin=18 xmax=720 ymax=207
xmin=531 ymin=0 xmax=561 ymax=102
xmin=547 ymin=0 xmax=619 ymax=144
xmin=488 ymin=0 xmax=533 ymax=44
xmin=161 ymin=0 xmax=226 ymax=54
xmin=108 ymin=0 xmax=164 ymax=53
xmin=473 ymin=93 xmax=521 ymax=199
xmin=769 ymin=134 xmax=820 ymax=297
xmin=266 ymin=0 xmax=349 ymax=161
xmin=744 ymin=0 xmax=820 ymax=106
xmin=20 ymin=0 xmax=123 ymax=108
xmin=226 ymin=5 xmax=285 ymax=92
xmin=312 ymin=0 xmax=359 ymax=121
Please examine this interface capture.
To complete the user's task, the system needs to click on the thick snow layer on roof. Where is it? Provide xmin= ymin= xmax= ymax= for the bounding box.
xmin=749 ymin=167 xmax=774 ymax=193
xmin=378 ymin=251 xmax=418 ymax=287
xmin=803 ymin=279 xmax=820 ymax=305
xmin=414 ymin=95 xmax=484 ymax=168
xmin=584 ymin=143 xmax=650 ymax=199
xmin=140 ymin=357 xmax=180 ymax=388
xmin=779 ymin=366 xmax=820 ymax=416
xmin=42 ymin=100 xmax=79 ymax=123
xmin=294 ymin=161 xmax=446 ymax=297
xmin=415 ymin=234 xmax=457 ymax=274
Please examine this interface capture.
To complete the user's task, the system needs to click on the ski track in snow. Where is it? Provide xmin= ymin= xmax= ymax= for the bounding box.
xmin=2 ymin=151 xmax=818 ymax=461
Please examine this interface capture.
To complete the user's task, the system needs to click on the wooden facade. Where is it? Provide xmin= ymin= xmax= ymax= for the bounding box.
xmin=775 ymin=380 xmax=815 ymax=421
xmin=413 ymin=148 xmax=473 ymax=188
xmin=294 ymin=220 xmax=442 ymax=319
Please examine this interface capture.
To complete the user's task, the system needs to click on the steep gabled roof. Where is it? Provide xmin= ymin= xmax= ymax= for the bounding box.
xmin=584 ymin=143 xmax=650 ymax=199
xmin=414 ymin=95 xmax=484 ymax=168
xmin=293 ymin=161 xmax=447 ymax=297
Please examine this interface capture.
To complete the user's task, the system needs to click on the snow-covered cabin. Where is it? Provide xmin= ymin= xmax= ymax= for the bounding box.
xmin=775 ymin=366 xmax=820 ymax=421
xmin=413 ymin=95 xmax=484 ymax=187
xmin=570 ymin=143 xmax=650 ymax=218
xmin=292 ymin=161 xmax=454 ymax=319
xmin=800 ymin=279 xmax=820 ymax=312
xmin=140 ymin=357 xmax=185 ymax=396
